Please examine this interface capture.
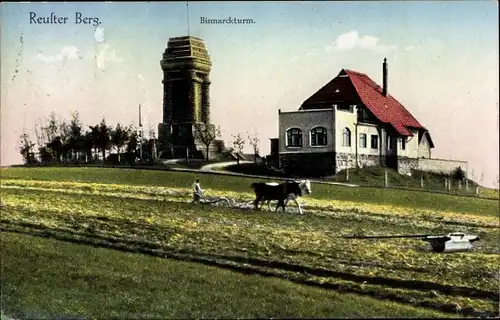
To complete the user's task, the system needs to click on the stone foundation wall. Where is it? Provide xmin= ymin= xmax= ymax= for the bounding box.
xmin=278 ymin=152 xmax=468 ymax=177
xmin=417 ymin=158 xmax=467 ymax=175
xmin=335 ymin=153 xmax=381 ymax=173
xmin=357 ymin=154 xmax=381 ymax=169
xmin=335 ymin=153 xmax=357 ymax=173
xmin=398 ymin=157 xmax=419 ymax=176
xmin=279 ymin=152 xmax=335 ymax=176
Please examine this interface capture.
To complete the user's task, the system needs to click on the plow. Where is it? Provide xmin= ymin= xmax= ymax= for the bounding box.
xmin=196 ymin=195 xmax=237 ymax=207
xmin=194 ymin=194 xmax=303 ymax=212
xmin=341 ymin=232 xmax=480 ymax=253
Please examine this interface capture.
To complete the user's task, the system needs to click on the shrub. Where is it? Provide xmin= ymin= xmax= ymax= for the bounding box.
xmin=451 ymin=167 xmax=466 ymax=181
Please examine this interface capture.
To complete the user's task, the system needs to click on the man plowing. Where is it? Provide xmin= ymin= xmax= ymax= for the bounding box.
xmin=192 ymin=178 xmax=203 ymax=203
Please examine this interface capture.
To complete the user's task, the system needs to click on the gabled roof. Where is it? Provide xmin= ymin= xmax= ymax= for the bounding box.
xmin=345 ymin=69 xmax=424 ymax=136
xmin=301 ymin=68 xmax=429 ymax=139
xmin=301 ymin=72 xmax=360 ymax=105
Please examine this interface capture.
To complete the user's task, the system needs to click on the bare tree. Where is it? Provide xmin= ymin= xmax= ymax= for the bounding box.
xmin=18 ymin=132 xmax=36 ymax=164
xmin=44 ymin=112 xmax=59 ymax=145
xmin=33 ymin=113 xmax=59 ymax=161
xmin=247 ymin=130 xmax=260 ymax=164
xmin=34 ymin=117 xmax=45 ymax=148
xmin=194 ymin=123 xmax=220 ymax=161
xmin=232 ymin=133 xmax=245 ymax=166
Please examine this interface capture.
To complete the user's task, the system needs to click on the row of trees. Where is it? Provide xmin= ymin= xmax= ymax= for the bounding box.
xmin=19 ymin=111 xmax=157 ymax=165
xmin=19 ymin=111 xmax=262 ymax=166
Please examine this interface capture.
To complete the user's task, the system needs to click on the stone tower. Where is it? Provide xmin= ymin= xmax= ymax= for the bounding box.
xmin=158 ymin=36 xmax=216 ymax=159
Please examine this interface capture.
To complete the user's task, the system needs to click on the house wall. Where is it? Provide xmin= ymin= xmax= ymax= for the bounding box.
xmin=418 ymin=133 xmax=432 ymax=158
xmin=278 ymin=109 xmax=336 ymax=175
xmin=278 ymin=109 xmax=335 ymax=153
xmin=279 ymin=107 xmax=388 ymax=173
xmin=334 ymin=107 xmax=356 ymax=155
xmin=277 ymin=108 xmax=464 ymax=178
xmin=356 ymin=123 xmax=380 ymax=156
xmin=399 ymin=129 xmax=420 ymax=158
xmin=336 ymin=122 xmax=381 ymax=172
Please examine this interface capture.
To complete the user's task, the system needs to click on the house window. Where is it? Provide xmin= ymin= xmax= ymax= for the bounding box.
xmin=388 ymin=136 xmax=396 ymax=150
xmin=401 ymin=138 xmax=406 ymax=150
xmin=359 ymin=133 xmax=367 ymax=148
xmin=371 ymin=135 xmax=378 ymax=149
xmin=342 ymin=128 xmax=351 ymax=147
xmin=286 ymin=128 xmax=302 ymax=147
xmin=310 ymin=127 xmax=327 ymax=146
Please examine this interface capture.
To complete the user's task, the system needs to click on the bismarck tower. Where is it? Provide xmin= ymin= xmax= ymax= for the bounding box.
xmin=158 ymin=36 xmax=222 ymax=159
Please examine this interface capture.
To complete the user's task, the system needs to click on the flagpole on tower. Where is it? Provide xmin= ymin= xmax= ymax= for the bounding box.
xmin=186 ymin=1 xmax=190 ymax=36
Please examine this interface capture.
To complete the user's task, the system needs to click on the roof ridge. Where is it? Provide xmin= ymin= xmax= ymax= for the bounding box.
xmin=345 ymin=69 xmax=423 ymax=136
xmin=344 ymin=69 xmax=367 ymax=76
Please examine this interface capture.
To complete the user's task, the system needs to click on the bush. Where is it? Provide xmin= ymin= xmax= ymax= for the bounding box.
xmin=451 ymin=167 xmax=465 ymax=181
xmin=105 ymin=152 xmax=137 ymax=165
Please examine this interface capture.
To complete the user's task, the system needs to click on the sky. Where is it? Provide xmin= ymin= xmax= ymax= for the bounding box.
xmin=1 ymin=1 xmax=498 ymax=187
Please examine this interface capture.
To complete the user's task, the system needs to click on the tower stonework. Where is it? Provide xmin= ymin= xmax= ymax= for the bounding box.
xmin=158 ymin=36 xmax=219 ymax=159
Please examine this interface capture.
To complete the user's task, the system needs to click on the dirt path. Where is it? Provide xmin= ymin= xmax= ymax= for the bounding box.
xmin=199 ymin=161 xmax=252 ymax=171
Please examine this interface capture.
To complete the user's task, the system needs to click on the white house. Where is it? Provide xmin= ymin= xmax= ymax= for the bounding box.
xmin=274 ymin=59 xmax=438 ymax=176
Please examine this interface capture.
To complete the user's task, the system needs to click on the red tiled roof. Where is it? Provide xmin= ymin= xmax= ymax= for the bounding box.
xmin=344 ymin=69 xmax=424 ymax=136
xmin=301 ymin=73 xmax=360 ymax=105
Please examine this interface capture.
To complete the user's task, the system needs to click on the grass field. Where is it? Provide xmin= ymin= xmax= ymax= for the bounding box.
xmin=1 ymin=167 xmax=499 ymax=318
xmin=224 ymin=162 xmax=499 ymax=199
xmin=2 ymin=167 xmax=498 ymax=217
xmin=1 ymin=232 xmax=453 ymax=319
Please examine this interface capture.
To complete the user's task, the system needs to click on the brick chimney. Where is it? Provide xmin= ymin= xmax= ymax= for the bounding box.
xmin=382 ymin=58 xmax=388 ymax=96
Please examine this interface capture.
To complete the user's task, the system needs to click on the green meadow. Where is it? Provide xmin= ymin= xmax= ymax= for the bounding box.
xmin=1 ymin=167 xmax=499 ymax=318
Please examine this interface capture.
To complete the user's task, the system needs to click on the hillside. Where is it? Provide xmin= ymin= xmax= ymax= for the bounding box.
xmin=1 ymin=166 xmax=498 ymax=318
xmin=223 ymin=163 xmax=499 ymax=199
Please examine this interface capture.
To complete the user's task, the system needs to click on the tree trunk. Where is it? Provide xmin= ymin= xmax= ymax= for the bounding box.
xmin=117 ymin=147 xmax=121 ymax=164
xmin=206 ymin=145 xmax=210 ymax=161
xmin=102 ymin=149 xmax=106 ymax=163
